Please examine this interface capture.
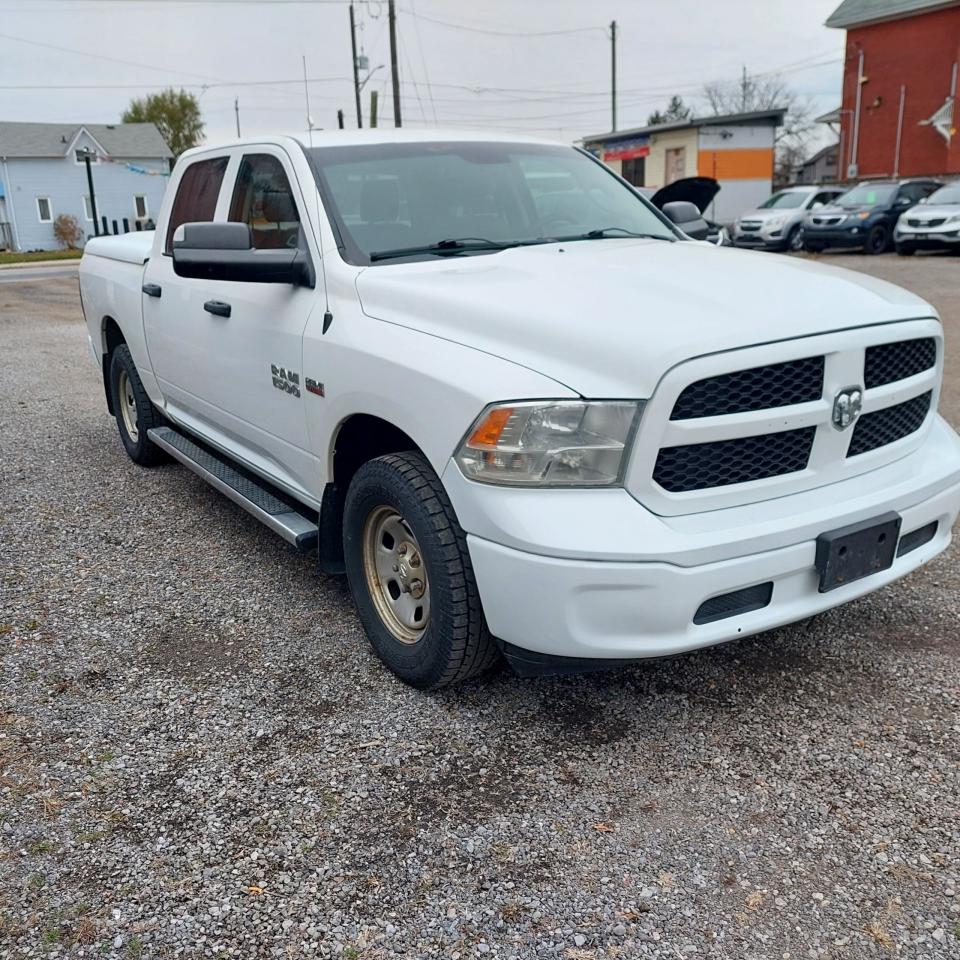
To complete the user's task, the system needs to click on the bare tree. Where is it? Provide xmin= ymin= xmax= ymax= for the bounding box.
xmin=702 ymin=71 xmax=816 ymax=184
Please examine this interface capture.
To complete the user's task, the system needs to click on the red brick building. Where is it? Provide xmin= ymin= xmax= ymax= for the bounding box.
xmin=826 ymin=0 xmax=960 ymax=179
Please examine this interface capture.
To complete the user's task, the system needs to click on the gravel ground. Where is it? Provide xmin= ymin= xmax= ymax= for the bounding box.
xmin=1 ymin=255 xmax=959 ymax=960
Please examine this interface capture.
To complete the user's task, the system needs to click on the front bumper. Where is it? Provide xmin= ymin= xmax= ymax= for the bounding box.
xmin=444 ymin=416 xmax=960 ymax=663
xmin=803 ymin=224 xmax=868 ymax=248
xmin=732 ymin=227 xmax=787 ymax=249
xmin=896 ymin=227 xmax=960 ymax=250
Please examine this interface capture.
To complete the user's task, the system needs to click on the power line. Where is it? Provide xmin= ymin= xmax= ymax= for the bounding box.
xmin=399 ymin=9 xmax=607 ymax=38
xmin=0 ymin=29 xmax=223 ymax=81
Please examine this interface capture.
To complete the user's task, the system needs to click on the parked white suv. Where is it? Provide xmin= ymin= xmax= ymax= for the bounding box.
xmin=895 ymin=181 xmax=960 ymax=255
xmin=78 ymin=131 xmax=960 ymax=688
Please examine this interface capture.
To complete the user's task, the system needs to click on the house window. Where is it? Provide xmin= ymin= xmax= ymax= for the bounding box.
xmin=83 ymin=196 xmax=94 ymax=221
xmin=36 ymin=197 xmax=52 ymax=222
xmin=75 ymin=149 xmax=99 ymax=164
xmin=134 ymin=195 xmax=148 ymax=219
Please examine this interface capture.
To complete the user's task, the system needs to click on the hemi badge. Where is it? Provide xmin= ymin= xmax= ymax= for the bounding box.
xmin=305 ymin=377 xmax=325 ymax=397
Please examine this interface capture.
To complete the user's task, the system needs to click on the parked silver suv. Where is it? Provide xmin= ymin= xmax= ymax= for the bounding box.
xmin=895 ymin=181 xmax=960 ymax=255
xmin=733 ymin=185 xmax=846 ymax=252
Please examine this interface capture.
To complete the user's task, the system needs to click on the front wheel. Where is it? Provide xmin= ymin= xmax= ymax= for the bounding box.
xmin=343 ymin=452 xmax=499 ymax=689
xmin=786 ymin=224 xmax=804 ymax=252
xmin=109 ymin=344 xmax=166 ymax=466
xmin=864 ymin=223 xmax=889 ymax=255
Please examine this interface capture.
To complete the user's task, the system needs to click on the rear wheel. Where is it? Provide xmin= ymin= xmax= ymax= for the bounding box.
xmin=109 ymin=344 xmax=166 ymax=466
xmin=343 ymin=452 xmax=499 ymax=689
xmin=865 ymin=223 xmax=889 ymax=255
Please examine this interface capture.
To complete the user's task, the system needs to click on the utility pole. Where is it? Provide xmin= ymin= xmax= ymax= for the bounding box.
xmin=610 ymin=20 xmax=617 ymax=131
xmin=350 ymin=3 xmax=363 ymax=128
xmin=80 ymin=148 xmax=99 ymax=237
xmin=234 ymin=97 xmax=241 ymax=137
xmin=388 ymin=0 xmax=401 ymax=127
xmin=740 ymin=65 xmax=748 ymax=112
xmin=370 ymin=89 xmax=379 ymax=128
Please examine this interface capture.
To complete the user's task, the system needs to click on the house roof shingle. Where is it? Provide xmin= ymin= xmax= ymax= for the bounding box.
xmin=0 ymin=121 xmax=171 ymax=159
xmin=825 ymin=0 xmax=960 ymax=28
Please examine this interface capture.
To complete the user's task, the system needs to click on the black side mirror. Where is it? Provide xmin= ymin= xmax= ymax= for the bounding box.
xmin=661 ymin=200 xmax=711 ymax=241
xmin=172 ymin=221 xmax=314 ymax=287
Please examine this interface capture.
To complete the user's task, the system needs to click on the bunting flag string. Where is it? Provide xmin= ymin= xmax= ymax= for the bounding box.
xmin=93 ymin=154 xmax=171 ymax=177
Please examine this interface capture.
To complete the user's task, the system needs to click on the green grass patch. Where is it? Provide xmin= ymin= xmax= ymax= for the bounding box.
xmin=0 ymin=249 xmax=83 ymax=265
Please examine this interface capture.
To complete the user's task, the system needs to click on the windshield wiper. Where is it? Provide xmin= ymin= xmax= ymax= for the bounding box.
xmin=555 ymin=226 xmax=676 ymax=242
xmin=369 ymin=237 xmax=544 ymax=262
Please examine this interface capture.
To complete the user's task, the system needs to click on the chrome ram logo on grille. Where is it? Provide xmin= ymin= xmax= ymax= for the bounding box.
xmin=832 ymin=386 xmax=863 ymax=430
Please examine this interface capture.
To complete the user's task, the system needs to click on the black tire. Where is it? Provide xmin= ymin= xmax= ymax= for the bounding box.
xmin=864 ymin=223 xmax=889 ymax=255
xmin=343 ymin=451 xmax=499 ymax=689
xmin=895 ymin=243 xmax=916 ymax=257
xmin=785 ymin=224 xmax=804 ymax=252
xmin=803 ymin=241 xmax=825 ymax=253
xmin=108 ymin=344 xmax=166 ymax=466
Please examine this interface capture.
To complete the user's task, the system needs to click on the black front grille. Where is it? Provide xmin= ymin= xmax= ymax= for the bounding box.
xmin=864 ymin=338 xmax=936 ymax=388
xmin=847 ymin=391 xmax=932 ymax=457
xmin=694 ymin=582 xmax=773 ymax=625
xmin=654 ymin=427 xmax=815 ymax=492
xmin=671 ymin=356 xmax=824 ymax=420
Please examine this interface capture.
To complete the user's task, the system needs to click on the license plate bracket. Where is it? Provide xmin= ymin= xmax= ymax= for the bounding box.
xmin=815 ymin=512 xmax=902 ymax=593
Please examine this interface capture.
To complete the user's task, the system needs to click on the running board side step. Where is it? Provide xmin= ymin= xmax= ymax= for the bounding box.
xmin=147 ymin=426 xmax=319 ymax=550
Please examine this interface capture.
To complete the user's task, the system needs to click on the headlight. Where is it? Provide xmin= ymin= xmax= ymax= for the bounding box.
xmin=855 ymin=211 xmax=871 ymax=220
xmin=765 ymin=215 xmax=788 ymax=230
xmin=947 ymin=213 xmax=960 ymax=224
xmin=455 ymin=400 xmax=641 ymax=486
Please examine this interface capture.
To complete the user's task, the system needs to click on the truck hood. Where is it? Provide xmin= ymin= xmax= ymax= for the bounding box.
xmin=355 ymin=239 xmax=933 ymax=398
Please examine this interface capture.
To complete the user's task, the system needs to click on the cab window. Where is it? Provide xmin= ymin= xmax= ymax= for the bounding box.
xmin=229 ymin=154 xmax=301 ymax=249
xmin=164 ymin=156 xmax=229 ymax=254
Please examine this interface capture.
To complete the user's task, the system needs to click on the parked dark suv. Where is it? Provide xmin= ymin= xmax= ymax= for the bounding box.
xmin=802 ymin=179 xmax=942 ymax=255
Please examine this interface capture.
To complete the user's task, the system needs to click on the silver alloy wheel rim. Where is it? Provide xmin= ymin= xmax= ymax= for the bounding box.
xmin=790 ymin=227 xmax=804 ymax=251
xmin=118 ymin=368 xmax=139 ymax=442
xmin=362 ymin=505 xmax=430 ymax=644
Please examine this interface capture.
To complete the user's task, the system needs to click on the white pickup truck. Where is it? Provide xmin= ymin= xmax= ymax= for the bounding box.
xmin=79 ymin=131 xmax=960 ymax=688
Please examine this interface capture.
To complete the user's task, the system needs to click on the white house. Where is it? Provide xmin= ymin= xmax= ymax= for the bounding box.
xmin=0 ymin=122 xmax=172 ymax=252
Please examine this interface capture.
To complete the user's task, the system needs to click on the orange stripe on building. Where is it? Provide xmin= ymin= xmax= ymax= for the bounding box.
xmin=698 ymin=148 xmax=774 ymax=180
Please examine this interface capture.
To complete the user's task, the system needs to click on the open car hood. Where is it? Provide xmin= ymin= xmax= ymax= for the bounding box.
xmin=650 ymin=177 xmax=720 ymax=214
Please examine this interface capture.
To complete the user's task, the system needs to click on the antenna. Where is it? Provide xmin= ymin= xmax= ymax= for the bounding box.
xmin=302 ymin=55 xmax=314 ymax=143
xmin=301 ymin=55 xmax=331 ymax=329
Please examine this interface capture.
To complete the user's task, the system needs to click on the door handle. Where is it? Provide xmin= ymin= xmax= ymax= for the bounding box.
xmin=204 ymin=300 xmax=231 ymax=318
xmin=142 ymin=283 xmax=162 ymax=298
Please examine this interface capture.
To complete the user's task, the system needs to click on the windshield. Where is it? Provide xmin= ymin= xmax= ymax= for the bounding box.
xmin=837 ymin=184 xmax=896 ymax=206
xmin=927 ymin=183 xmax=960 ymax=205
xmin=759 ymin=190 xmax=809 ymax=209
xmin=303 ymin=141 xmax=676 ymax=263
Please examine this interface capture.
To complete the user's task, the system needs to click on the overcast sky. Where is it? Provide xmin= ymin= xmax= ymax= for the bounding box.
xmin=1 ymin=0 xmax=845 ymax=147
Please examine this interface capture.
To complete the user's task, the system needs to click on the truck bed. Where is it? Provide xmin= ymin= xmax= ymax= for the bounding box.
xmin=83 ymin=231 xmax=154 ymax=266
